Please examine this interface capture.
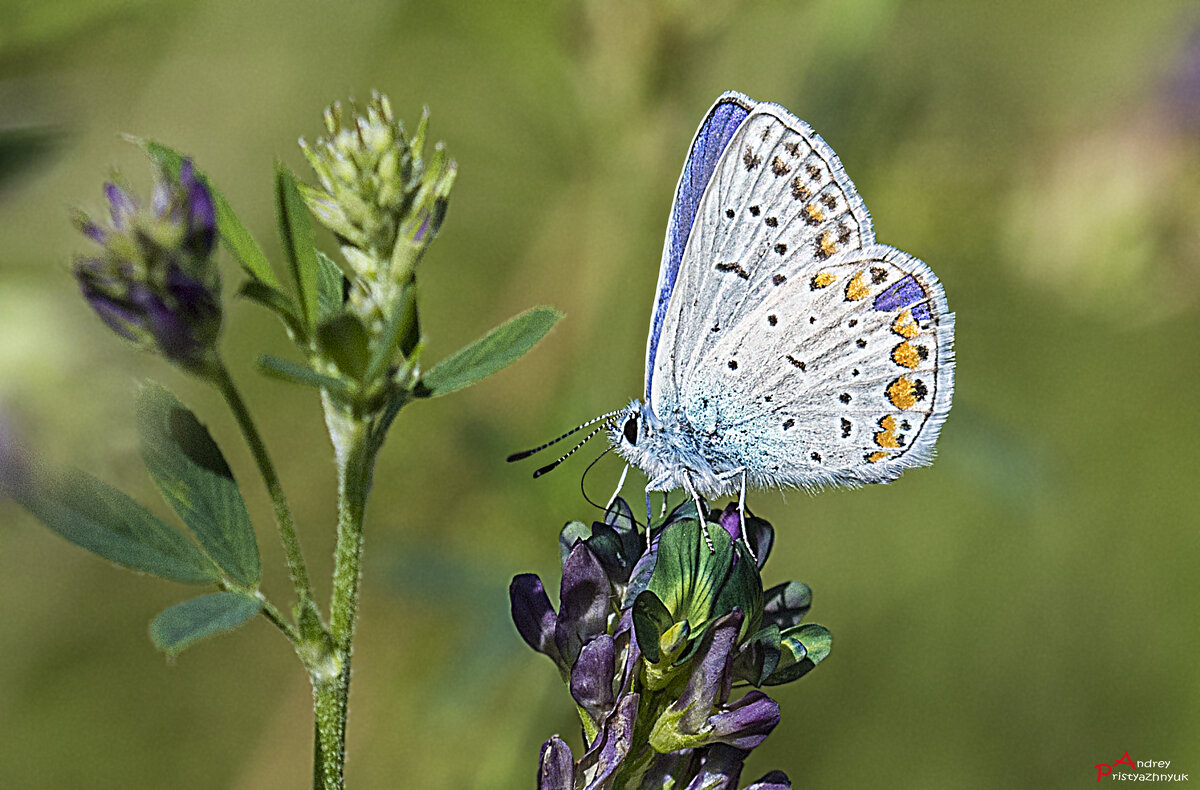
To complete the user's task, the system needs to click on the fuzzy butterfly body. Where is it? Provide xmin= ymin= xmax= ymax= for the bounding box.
xmin=609 ymin=91 xmax=954 ymax=499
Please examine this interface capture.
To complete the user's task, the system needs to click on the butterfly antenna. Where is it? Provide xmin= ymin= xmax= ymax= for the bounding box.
xmin=506 ymin=410 xmax=622 ymax=463
xmin=581 ymin=449 xmax=648 ymax=530
xmin=531 ymin=420 xmax=614 ymax=478
xmin=579 ymin=446 xmax=613 ymax=510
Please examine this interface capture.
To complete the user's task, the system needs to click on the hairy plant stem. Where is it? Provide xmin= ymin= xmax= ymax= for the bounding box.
xmin=211 ymin=360 xmax=316 ymax=621
xmin=312 ymin=410 xmax=373 ymax=790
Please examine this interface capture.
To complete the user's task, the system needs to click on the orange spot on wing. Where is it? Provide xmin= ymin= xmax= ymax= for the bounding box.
xmin=892 ymin=310 xmax=919 ymax=338
xmin=820 ymin=232 xmax=838 ymax=257
xmin=866 ymin=451 xmax=889 ymax=463
xmin=874 ymin=415 xmax=901 ymax=448
xmin=845 ymin=271 xmax=869 ymax=301
xmin=810 ymin=271 xmax=835 ymax=289
xmin=887 ymin=376 xmax=918 ymax=410
xmin=805 ymin=203 xmax=824 ymax=223
xmin=891 ymin=342 xmax=921 ymax=368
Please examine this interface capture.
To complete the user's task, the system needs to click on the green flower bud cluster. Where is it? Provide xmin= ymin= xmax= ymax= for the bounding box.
xmin=299 ymin=93 xmax=456 ymax=331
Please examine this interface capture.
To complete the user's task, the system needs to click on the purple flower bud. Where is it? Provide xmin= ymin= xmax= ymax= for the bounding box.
xmin=510 ymin=574 xmax=566 ymax=672
xmin=674 ymin=610 xmax=743 ymax=734
xmin=578 ymin=693 xmax=638 ymax=788
xmin=706 ymin=691 xmax=780 ymax=751
xmin=554 ymin=541 xmax=612 ymax=668
xmin=537 ymin=737 xmax=575 ymax=790
xmin=179 ymin=160 xmax=216 ymax=258
xmin=73 ymin=158 xmax=222 ymax=371
xmin=104 ymin=183 xmax=137 ymax=228
xmin=570 ymin=633 xmax=615 ymax=725
xmin=717 ymin=503 xmax=742 ymax=543
xmin=744 ymin=770 xmax=791 ymax=789
xmin=682 ymin=744 xmax=747 ymax=790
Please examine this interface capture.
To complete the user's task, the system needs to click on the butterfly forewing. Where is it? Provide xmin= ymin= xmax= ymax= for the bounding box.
xmin=646 ymin=93 xmax=754 ymax=404
xmin=652 ymin=104 xmax=876 ymax=411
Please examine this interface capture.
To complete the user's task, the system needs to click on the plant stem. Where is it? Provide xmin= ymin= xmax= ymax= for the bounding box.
xmin=313 ymin=414 xmax=372 ymax=790
xmin=211 ymin=360 xmax=316 ymax=614
xmin=257 ymin=592 xmax=301 ymax=643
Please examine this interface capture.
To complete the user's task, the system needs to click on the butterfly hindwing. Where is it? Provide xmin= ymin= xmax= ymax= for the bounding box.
xmin=683 ymin=243 xmax=954 ymax=489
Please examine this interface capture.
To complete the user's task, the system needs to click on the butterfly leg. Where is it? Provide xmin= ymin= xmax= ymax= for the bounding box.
xmin=736 ymin=469 xmax=759 ymax=564
xmin=713 ymin=467 xmax=757 ymax=563
xmin=645 ymin=473 xmax=674 ymax=522
xmin=606 ymin=463 xmax=630 ymax=511
xmin=681 ymin=474 xmax=715 ymax=552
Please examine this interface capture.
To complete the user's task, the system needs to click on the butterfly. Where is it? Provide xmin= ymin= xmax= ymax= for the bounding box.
xmin=511 ymin=91 xmax=954 ymax=522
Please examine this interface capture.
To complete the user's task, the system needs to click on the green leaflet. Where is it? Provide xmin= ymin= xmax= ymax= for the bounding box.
xmin=257 ymin=354 xmax=354 ymax=398
xmin=416 ymin=306 xmax=562 ymax=398
xmin=14 ymin=465 xmax=221 ymax=584
xmin=314 ymin=251 xmax=349 ymax=323
xmin=150 ymin=591 xmax=262 ymax=656
xmin=764 ymin=623 xmax=833 ymax=686
xmin=239 ymin=280 xmax=305 ymax=341
xmin=275 ymin=164 xmax=321 ymax=330
xmin=647 ymin=520 xmax=734 ymax=635
xmin=632 ymin=590 xmax=674 ymax=664
xmin=136 ymin=383 xmax=261 ymax=587
xmin=136 ymin=138 xmax=282 ymax=289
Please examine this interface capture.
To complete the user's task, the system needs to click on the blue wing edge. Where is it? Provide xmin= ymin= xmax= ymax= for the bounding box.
xmin=644 ymin=91 xmax=755 ymax=412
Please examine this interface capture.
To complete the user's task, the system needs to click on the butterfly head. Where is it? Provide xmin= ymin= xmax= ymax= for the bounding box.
xmin=611 ymin=401 xmax=644 ymax=450
xmin=609 ymin=399 xmax=673 ymax=480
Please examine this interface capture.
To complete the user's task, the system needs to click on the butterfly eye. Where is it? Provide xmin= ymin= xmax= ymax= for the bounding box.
xmin=623 ymin=416 xmax=639 ymax=446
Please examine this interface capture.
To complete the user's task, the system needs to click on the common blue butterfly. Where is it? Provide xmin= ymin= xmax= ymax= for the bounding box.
xmin=512 ymin=92 xmax=954 ymax=519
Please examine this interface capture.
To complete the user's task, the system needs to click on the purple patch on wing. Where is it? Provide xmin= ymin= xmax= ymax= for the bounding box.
xmin=911 ymin=301 xmax=932 ymax=324
xmin=873 ymin=275 xmax=925 ymax=312
xmin=646 ymin=95 xmax=752 ymax=405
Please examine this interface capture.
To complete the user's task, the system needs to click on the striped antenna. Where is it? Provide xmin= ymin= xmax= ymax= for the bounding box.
xmin=531 ymin=420 xmax=616 ymax=478
xmin=506 ymin=410 xmax=622 ymax=463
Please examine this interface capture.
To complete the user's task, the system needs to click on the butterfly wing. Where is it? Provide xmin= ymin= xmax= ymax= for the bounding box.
xmin=651 ymin=101 xmax=876 ymax=413
xmin=653 ymin=100 xmax=954 ymax=491
xmin=645 ymin=92 xmax=754 ymax=413
xmin=691 ymin=242 xmax=954 ymax=490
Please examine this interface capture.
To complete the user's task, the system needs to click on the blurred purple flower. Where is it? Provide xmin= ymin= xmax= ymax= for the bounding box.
xmin=1164 ymin=28 xmax=1200 ymax=133
xmin=72 ymin=159 xmax=221 ymax=371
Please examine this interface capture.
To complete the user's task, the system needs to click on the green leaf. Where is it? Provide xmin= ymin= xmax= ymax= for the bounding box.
xmin=647 ymin=520 xmax=734 ymax=635
xmin=316 ymin=314 xmax=371 ymax=381
xmin=315 ymin=251 xmax=349 ymax=323
xmin=136 ymin=383 xmax=260 ymax=587
xmin=558 ymin=520 xmax=592 ymax=566
xmin=136 ymin=138 xmax=282 ymax=289
xmin=150 ymin=591 xmax=261 ymax=656
xmin=13 ymin=465 xmax=221 ymax=584
xmin=0 ymin=126 xmax=60 ymax=188
xmin=257 ymin=354 xmax=354 ymax=398
xmin=761 ymin=580 xmax=812 ymax=631
xmin=632 ymin=590 xmax=674 ymax=664
xmin=416 ymin=306 xmax=562 ymax=398
xmin=712 ymin=539 xmax=764 ymax=637
xmin=733 ymin=625 xmax=782 ymax=687
xmin=764 ymin=623 xmax=832 ymax=686
xmin=275 ymin=164 xmax=321 ymax=330
xmin=238 ymin=280 xmax=306 ymax=341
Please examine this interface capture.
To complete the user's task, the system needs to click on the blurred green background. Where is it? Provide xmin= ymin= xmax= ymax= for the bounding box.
xmin=2 ymin=0 xmax=1199 ymax=787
